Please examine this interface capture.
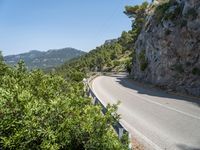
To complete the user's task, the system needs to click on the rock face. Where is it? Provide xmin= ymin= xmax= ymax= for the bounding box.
xmin=131 ymin=0 xmax=200 ymax=96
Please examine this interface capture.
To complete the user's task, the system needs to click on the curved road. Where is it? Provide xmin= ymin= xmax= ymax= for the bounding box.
xmin=91 ymin=75 xmax=200 ymax=150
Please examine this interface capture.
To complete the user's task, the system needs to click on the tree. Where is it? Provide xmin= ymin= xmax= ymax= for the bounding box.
xmin=0 ymin=51 xmax=3 ymax=61
xmin=124 ymin=2 xmax=149 ymax=31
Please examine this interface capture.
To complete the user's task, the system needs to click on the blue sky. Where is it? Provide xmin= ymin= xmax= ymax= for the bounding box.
xmin=0 ymin=0 xmax=147 ymax=56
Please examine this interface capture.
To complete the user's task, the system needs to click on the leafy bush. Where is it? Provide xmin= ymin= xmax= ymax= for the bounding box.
xmin=185 ymin=8 xmax=198 ymax=20
xmin=124 ymin=2 xmax=148 ymax=32
xmin=163 ymin=5 xmax=182 ymax=21
xmin=125 ymin=59 xmax=132 ymax=74
xmin=0 ymin=61 xmax=128 ymax=150
xmin=138 ymin=50 xmax=148 ymax=71
xmin=113 ymin=60 xmax=121 ymax=67
xmin=180 ymin=19 xmax=187 ymax=28
xmin=154 ymin=2 xmax=171 ymax=22
xmin=0 ymin=51 xmax=3 ymax=61
xmin=154 ymin=1 xmax=183 ymax=23
xmin=172 ymin=64 xmax=184 ymax=73
xmin=192 ymin=67 xmax=200 ymax=76
xmin=165 ymin=29 xmax=171 ymax=35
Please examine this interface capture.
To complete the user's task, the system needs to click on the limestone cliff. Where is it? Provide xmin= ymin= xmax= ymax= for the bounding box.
xmin=131 ymin=0 xmax=200 ymax=96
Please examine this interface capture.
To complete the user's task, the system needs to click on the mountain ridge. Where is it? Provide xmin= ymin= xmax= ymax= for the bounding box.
xmin=4 ymin=47 xmax=86 ymax=70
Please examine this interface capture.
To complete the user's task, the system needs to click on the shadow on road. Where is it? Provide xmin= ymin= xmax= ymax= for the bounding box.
xmin=112 ymin=75 xmax=200 ymax=107
xmin=176 ymin=144 xmax=200 ymax=150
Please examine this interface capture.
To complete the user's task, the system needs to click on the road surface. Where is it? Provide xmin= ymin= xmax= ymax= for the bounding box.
xmin=91 ymin=74 xmax=200 ymax=150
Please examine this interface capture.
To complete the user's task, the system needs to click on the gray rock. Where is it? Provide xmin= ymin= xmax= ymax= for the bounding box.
xmin=131 ymin=0 xmax=200 ymax=97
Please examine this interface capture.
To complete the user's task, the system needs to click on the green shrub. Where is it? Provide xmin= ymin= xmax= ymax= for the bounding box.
xmin=172 ymin=64 xmax=184 ymax=73
xmin=192 ymin=67 xmax=200 ymax=76
xmin=165 ymin=29 xmax=171 ymax=35
xmin=180 ymin=19 xmax=187 ymax=28
xmin=154 ymin=2 xmax=171 ymax=22
xmin=0 ymin=62 xmax=128 ymax=150
xmin=185 ymin=8 xmax=198 ymax=20
xmin=138 ymin=50 xmax=148 ymax=71
xmin=113 ymin=60 xmax=121 ymax=67
xmin=154 ymin=1 xmax=183 ymax=24
xmin=163 ymin=5 xmax=182 ymax=21
xmin=125 ymin=59 xmax=132 ymax=74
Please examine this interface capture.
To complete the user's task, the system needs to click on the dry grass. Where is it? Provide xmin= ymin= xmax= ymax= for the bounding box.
xmin=132 ymin=138 xmax=144 ymax=150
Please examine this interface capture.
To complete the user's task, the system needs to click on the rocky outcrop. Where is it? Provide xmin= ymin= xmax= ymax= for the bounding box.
xmin=131 ymin=0 xmax=200 ymax=96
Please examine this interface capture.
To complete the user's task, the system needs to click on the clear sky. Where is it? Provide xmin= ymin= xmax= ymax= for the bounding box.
xmin=0 ymin=0 xmax=147 ymax=56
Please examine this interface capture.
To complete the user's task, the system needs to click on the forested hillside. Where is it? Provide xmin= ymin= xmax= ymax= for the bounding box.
xmin=56 ymin=35 xmax=133 ymax=80
xmin=4 ymin=48 xmax=85 ymax=70
xmin=56 ymin=30 xmax=140 ymax=79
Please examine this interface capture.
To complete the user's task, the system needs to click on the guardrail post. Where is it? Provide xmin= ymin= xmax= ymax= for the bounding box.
xmin=128 ymin=133 xmax=132 ymax=150
xmin=87 ymin=89 xmax=90 ymax=97
xmin=92 ymin=96 xmax=96 ymax=104
xmin=118 ymin=127 xmax=124 ymax=139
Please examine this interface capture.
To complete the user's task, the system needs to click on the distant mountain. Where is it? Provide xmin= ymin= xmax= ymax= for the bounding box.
xmin=4 ymin=48 xmax=86 ymax=70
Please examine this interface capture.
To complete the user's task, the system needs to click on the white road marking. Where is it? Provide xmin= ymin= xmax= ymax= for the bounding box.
xmin=91 ymin=76 xmax=200 ymax=150
xmin=127 ymin=91 xmax=200 ymax=120
xmin=92 ymin=80 xmax=163 ymax=150
xmin=113 ymin=78 xmax=200 ymax=120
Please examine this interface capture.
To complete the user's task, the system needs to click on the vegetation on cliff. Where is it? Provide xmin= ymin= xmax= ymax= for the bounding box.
xmin=131 ymin=0 xmax=200 ymax=96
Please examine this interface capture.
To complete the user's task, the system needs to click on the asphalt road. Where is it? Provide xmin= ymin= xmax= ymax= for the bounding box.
xmin=91 ymin=75 xmax=200 ymax=150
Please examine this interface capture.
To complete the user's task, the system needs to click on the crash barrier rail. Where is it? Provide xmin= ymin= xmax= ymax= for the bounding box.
xmin=84 ymin=73 xmax=132 ymax=149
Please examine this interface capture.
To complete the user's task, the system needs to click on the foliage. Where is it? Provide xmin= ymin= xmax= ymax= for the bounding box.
xmin=172 ymin=64 xmax=184 ymax=73
xmin=56 ymin=36 xmax=134 ymax=78
xmin=138 ymin=50 xmax=148 ymax=71
xmin=154 ymin=1 xmax=171 ymax=22
xmin=0 ymin=51 xmax=3 ymax=61
xmin=0 ymin=61 xmax=128 ymax=150
xmin=125 ymin=59 xmax=132 ymax=74
xmin=119 ymin=31 xmax=133 ymax=47
xmin=165 ymin=29 xmax=171 ymax=35
xmin=164 ymin=5 xmax=182 ymax=20
xmin=154 ymin=0 xmax=183 ymax=23
xmin=184 ymin=8 xmax=198 ymax=20
xmin=180 ymin=19 xmax=187 ymax=28
xmin=192 ymin=67 xmax=200 ymax=76
xmin=124 ymin=2 xmax=149 ymax=32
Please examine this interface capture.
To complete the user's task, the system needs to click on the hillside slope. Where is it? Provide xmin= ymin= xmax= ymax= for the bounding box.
xmin=4 ymin=48 xmax=86 ymax=70
xmin=131 ymin=0 xmax=200 ymax=96
xmin=56 ymin=36 xmax=134 ymax=81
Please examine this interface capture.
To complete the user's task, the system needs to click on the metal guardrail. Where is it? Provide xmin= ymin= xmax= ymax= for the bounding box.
xmin=84 ymin=74 xmax=132 ymax=149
